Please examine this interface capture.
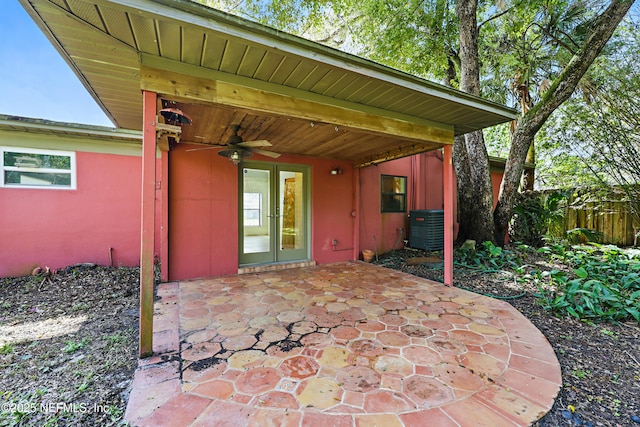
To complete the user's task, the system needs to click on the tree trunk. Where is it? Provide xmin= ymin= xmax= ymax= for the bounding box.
xmin=452 ymin=135 xmax=473 ymax=242
xmin=455 ymin=0 xmax=495 ymax=244
xmin=518 ymin=87 xmax=535 ymax=191
xmin=494 ymin=0 xmax=636 ymax=243
xmin=520 ymin=142 xmax=535 ymax=191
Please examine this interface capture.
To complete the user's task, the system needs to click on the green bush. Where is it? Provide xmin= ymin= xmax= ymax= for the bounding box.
xmin=535 ymin=244 xmax=640 ymax=323
xmin=455 ymin=241 xmax=522 ymax=272
xmin=510 ymin=190 xmax=568 ymax=246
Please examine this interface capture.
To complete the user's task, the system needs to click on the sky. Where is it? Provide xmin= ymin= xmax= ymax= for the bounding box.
xmin=0 ymin=1 xmax=112 ymax=127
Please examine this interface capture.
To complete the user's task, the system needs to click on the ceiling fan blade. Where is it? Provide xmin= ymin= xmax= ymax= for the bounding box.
xmin=249 ymin=147 xmax=281 ymax=158
xmin=238 ymin=139 xmax=271 ymax=148
xmin=185 ymin=145 xmax=223 ymax=152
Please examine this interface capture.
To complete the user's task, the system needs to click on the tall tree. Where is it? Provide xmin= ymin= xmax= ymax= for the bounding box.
xmin=492 ymin=0 xmax=635 ymax=242
xmin=455 ymin=0 xmax=495 ymax=243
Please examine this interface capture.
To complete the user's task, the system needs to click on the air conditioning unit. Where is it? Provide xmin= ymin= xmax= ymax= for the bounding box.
xmin=409 ymin=210 xmax=444 ymax=251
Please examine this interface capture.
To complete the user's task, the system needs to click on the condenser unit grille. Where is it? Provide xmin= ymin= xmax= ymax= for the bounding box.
xmin=409 ymin=210 xmax=444 ymax=251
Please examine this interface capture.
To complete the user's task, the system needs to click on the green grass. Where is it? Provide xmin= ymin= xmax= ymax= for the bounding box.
xmin=105 ymin=332 xmax=128 ymax=345
xmin=0 ymin=343 xmax=14 ymax=355
xmin=63 ymin=338 xmax=90 ymax=354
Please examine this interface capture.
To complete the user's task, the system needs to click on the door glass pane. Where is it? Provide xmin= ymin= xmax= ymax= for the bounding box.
xmin=279 ymin=171 xmax=304 ymax=251
xmin=243 ymin=168 xmax=270 ymax=254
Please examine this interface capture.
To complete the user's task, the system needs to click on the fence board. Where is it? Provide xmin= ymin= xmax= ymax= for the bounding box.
xmin=532 ymin=188 xmax=639 ymax=246
xmin=603 ymin=200 xmax=610 ymax=244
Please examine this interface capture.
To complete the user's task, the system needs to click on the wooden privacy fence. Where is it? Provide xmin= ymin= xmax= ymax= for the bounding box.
xmin=560 ymin=189 xmax=639 ymax=246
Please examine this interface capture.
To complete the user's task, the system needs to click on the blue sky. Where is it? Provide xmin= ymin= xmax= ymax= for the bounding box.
xmin=0 ymin=2 xmax=112 ymax=127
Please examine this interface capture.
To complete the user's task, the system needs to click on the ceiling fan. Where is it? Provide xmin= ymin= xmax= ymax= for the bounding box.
xmin=187 ymin=125 xmax=281 ymax=164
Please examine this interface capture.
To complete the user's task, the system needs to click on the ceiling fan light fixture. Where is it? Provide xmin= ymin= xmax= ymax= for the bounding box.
xmin=218 ymin=149 xmax=252 ymax=165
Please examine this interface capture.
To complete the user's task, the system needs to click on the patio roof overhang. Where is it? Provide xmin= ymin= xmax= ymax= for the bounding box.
xmin=20 ymin=0 xmax=516 ymax=167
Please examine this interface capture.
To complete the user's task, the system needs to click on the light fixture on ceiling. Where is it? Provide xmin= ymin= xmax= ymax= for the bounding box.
xmin=218 ymin=148 xmax=252 ymax=165
xmin=159 ymin=107 xmax=192 ymax=125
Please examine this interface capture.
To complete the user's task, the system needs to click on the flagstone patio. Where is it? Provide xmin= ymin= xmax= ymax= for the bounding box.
xmin=124 ymin=261 xmax=561 ymax=426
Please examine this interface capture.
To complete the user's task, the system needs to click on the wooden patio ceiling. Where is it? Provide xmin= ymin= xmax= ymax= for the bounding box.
xmin=21 ymin=0 xmax=516 ymax=166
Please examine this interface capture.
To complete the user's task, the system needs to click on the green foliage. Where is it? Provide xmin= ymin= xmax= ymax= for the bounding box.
xmin=510 ymin=190 xmax=568 ymax=246
xmin=0 ymin=343 xmax=14 ymax=354
xmin=107 ymin=405 xmax=124 ymax=422
xmin=456 ymin=241 xmax=522 ymax=271
xmin=105 ymin=332 xmax=128 ymax=345
xmin=484 ymin=123 xmax=511 ymax=157
xmin=536 ymin=15 xmax=640 ymax=191
xmin=478 ymin=0 xmax=597 ymax=106
xmin=63 ymin=338 xmax=90 ymax=354
xmin=572 ymin=368 xmax=591 ymax=379
xmin=535 ymin=244 xmax=640 ymax=323
xmin=566 ymin=227 xmax=602 ymax=244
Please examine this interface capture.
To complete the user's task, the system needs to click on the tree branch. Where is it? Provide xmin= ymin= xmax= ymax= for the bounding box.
xmin=527 ymin=22 xmax=580 ymax=55
xmin=478 ymin=7 xmax=513 ymax=29
xmin=494 ymin=0 xmax=636 ymax=242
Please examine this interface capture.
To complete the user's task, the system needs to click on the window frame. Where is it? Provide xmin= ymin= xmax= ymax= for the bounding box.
xmin=0 ymin=146 xmax=76 ymax=190
xmin=380 ymin=174 xmax=407 ymax=213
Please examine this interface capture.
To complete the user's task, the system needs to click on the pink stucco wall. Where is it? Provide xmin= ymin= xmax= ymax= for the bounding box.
xmin=168 ymin=146 xmax=505 ymax=280
xmin=491 ymin=170 xmax=503 ymax=208
xmin=0 ymin=151 xmax=146 ymax=277
xmin=167 ymin=144 xmax=355 ymax=281
xmin=168 ymin=145 xmax=239 ymax=279
xmin=311 ymin=160 xmax=356 ymax=264
xmin=1 ymin=140 xmax=506 ymax=280
xmin=358 ymin=151 xmax=452 ymax=255
xmin=357 ymin=152 xmax=505 ymax=256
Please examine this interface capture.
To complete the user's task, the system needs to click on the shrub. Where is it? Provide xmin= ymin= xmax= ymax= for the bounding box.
xmin=510 ymin=190 xmax=568 ymax=246
xmin=535 ymin=244 xmax=640 ymax=323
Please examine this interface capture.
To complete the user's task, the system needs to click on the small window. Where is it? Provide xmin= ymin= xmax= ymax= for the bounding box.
xmin=1 ymin=147 xmax=76 ymax=189
xmin=381 ymin=175 xmax=407 ymax=213
xmin=243 ymin=192 xmax=262 ymax=226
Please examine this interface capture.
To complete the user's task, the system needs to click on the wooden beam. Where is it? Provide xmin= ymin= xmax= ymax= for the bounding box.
xmin=139 ymin=63 xmax=454 ymax=146
xmin=139 ymin=90 xmax=157 ymax=358
xmin=354 ymin=142 xmax=441 ymax=168
xmin=443 ymin=145 xmax=454 ymax=286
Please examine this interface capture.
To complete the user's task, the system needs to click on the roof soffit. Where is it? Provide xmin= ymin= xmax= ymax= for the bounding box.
xmin=22 ymin=0 xmax=514 ymax=132
xmin=110 ymin=0 xmax=513 ymax=117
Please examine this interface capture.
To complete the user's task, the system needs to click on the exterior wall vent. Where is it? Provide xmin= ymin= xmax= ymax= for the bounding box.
xmin=409 ymin=210 xmax=444 ymax=251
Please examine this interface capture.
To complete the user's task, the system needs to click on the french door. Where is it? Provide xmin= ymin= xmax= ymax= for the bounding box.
xmin=239 ymin=162 xmax=309 ymax=265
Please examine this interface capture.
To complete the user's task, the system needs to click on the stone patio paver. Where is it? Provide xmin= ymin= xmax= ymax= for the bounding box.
xmin=125 ymin=261 xmax=561 ymax=426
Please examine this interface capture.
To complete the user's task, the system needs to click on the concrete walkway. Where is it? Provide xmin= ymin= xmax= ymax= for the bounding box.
xmin=124 ymin=262 xmax=561 ymax=426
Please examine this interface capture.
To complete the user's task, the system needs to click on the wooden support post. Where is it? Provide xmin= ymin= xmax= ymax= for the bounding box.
xmin=139 ymin=90 xmax=157 ymax=358
xmin=353 ymin=167 xmax=360 ymax=261
xmin=160 ymin=151 xmax=169 ymax=282
xmin=443 ymin=145 xmax=454 ymax=286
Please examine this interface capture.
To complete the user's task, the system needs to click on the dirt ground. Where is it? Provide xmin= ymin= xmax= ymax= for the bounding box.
xmin=1 ymin=251 xmax=639 ymax=426
xmin=0 ymin=265 xmax=139 ymax=426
